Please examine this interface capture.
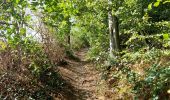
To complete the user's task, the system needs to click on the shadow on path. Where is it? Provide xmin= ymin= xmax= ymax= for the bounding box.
xmin=56 ymin=48 xmax=100 ymax=100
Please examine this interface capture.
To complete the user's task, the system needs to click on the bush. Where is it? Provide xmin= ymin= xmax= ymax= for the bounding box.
xmin=0 ymin=31 xmax=64 ymax=99
xmin=110 ymin=49 xmax=170 ymax=99
xmin=133 ymin=64 xmax=170 ymax=99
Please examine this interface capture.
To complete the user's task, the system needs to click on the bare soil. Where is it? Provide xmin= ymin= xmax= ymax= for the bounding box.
xmin=56 ymin=48 xmax=109 ymax=100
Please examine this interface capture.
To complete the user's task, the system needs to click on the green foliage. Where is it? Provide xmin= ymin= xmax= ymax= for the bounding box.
xmin=25 ymin=40 xmax=52 ymax=77
xmin=0 ymin=0 xmax=64 ymax=99
xmin=0 ymin=0 xmax=170 ymax=99
xmin=147 ymin=0 xmax=170 ymax=21
xmin=71 ymin=27 xmax=90 ymax=50
xmin=111 ymin=48 xmax=170 ymax=99
xmin=133 ymin=64 xmax=170 ymax=99
xmin=121 ymin=48 xmax=162 ymax=63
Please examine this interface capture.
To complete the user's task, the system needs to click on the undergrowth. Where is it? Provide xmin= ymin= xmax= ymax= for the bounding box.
xmin=0 ymin=23 xmax=65 ymax=99
xmin=94 ymin=48 xmax=170 ymax=99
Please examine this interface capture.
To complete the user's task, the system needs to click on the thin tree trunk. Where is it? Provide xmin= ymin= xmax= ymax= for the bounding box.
xmin=66 ymin=16 xmax=71 ymax=48
xmin=108 ymin=0 xmax=120 ymax=57
xmin=68 ymin=32 xmax=71 ymax=46
xmin=108 ymin=10 xmax=115 ymax=57
xmin=108 ymin=0 xmax=115 ymax=57
xmin=113 ymin=16 xmax=120 ymax=51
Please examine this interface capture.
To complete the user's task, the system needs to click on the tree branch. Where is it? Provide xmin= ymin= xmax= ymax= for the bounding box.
xmin=0 ymin=21 xmax=13 ymax=25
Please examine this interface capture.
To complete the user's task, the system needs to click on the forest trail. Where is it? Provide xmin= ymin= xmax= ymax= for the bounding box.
xmin=57 ymin=48 xmax=108 ymax=100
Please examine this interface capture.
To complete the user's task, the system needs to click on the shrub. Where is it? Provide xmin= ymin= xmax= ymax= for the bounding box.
xmin=0 ymin=25 xmax=64 ymax=99
xmin=133 ymin=64 xmax=170 ymax=99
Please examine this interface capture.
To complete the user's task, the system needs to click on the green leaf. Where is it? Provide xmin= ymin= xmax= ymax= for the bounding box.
xmin=163 ymin=1 xmax=170 ymax=4
xmin=154 ymin=1 xmax=160 ymax=7
xmin=148 ymin=3 xmax=152 ymax=10
xmin=163 ymin=34 xmax=169 ymax=40
xmin=25 ymin=15 xmax=31 ymax=21
xmin=0 ymin=41 xmax=6 ymax=50
xmin=31 ymin=2 xmax=39 ymax=6
xmin=15 ymin=0 xmax=19 ymax=4
xmin=20 ymin=28 xmax=26 ymax=36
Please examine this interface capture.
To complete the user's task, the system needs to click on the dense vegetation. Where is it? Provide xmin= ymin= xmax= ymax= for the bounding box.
xmin=0 ymin=0 xmax=170 ymax=99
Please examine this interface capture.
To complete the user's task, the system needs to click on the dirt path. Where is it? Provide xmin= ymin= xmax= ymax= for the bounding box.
xmin=57 ymin=48 xmax=107 ymax=100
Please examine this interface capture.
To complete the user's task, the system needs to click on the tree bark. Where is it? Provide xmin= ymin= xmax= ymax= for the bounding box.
xmin=108 ymin=10 xmax=115 ymax=57
xmin=67 ymin=32 xmax=71 ymax=46
xmin=66 ymin=16 xmax=71 ymax=48
xmin=108 ymin=0 xmax=120 ymax=57
xmin=113 ymin=16 xmax=120 ymax=51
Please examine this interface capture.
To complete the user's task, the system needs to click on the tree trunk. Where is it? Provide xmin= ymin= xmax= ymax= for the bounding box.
xmin=108 ymin=9 xmax=115 ymax=57
xmin=108 ymin=0 xmax=120 ymax=57
xmin=67 ymin=32 xmax=71 ymax=46
xmin=113 ymin=16 xmax=120 ymax=51
xmin=66 ymin=16 xmax=71 ymax=48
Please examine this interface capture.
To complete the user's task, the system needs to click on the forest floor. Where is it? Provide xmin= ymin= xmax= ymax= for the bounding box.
xmin=56 ymin=48 xmax=111 ymax=100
